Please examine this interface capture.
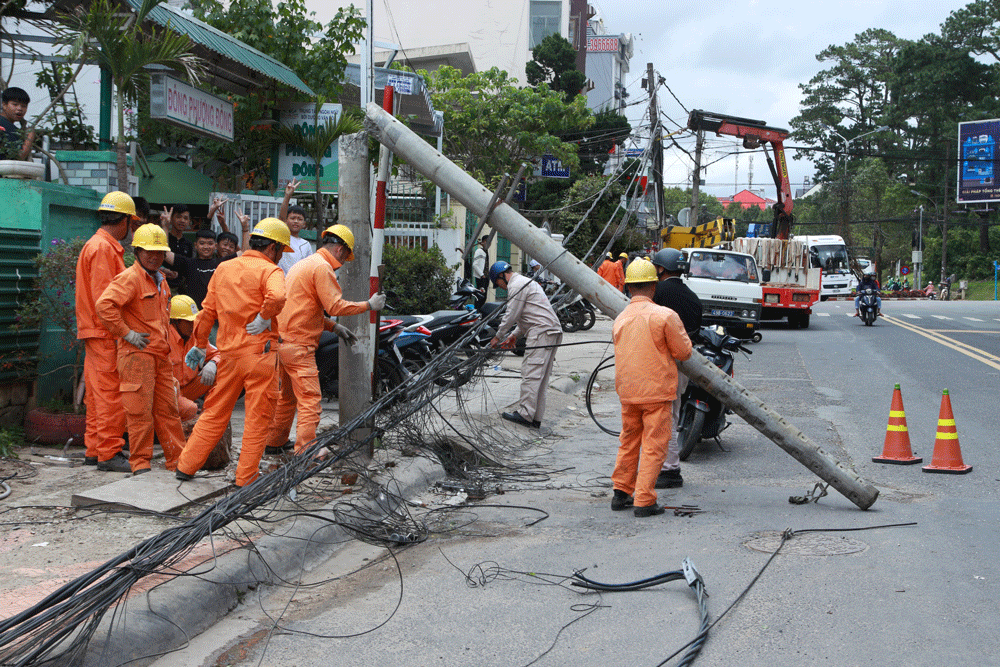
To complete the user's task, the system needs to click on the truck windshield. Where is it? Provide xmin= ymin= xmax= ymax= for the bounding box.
xmin=810 ymin=245 xmax=850 ymax=272
xmin=688 ymin=251 xmax=758 ymax=283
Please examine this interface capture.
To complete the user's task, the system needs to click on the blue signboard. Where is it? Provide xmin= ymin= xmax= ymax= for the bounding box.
xmin=958 ymin=119 xmax=1000 ymax=203
xmin=539 ymin=154 xmax=571 ymax=179
xmin=624 ymin=148 xmax=645 ymax=158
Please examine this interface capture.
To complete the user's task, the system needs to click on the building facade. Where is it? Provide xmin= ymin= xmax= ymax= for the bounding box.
xmin=584 ymin=14 xmax=633 ymax=113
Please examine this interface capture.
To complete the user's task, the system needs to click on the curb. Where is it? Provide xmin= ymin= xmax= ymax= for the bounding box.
xmin=82 ymin=454 xmax=446 ymax=667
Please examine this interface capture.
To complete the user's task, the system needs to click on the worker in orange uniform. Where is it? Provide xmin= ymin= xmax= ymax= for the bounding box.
xmin=265 ymin=224 xmax=386 ymax=456
xmin=95 ymin=224 xmax=186 ymax=473
xmin=168 ymin=295 xmax=220 ymax=421
xmin=75 ymin=192 xmax=136 ymax=468
xmin=597 ymin=252 xmax=625 ymax=292
xmin=175 ymin=218 xmax=290 ymax=487
xmin=610 ymin=259 xmax=692 ymax=517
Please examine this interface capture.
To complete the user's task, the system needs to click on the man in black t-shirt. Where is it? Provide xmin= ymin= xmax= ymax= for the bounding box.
xmin=164 ymin=229 xmax=235 ymax=307
xmin=1 ymin=87 xmax=35 ymax=160
xmin=160 ymin=204 xmax=194 ymax=294
xmin=650 ymin=248 xmax=702 ymax=490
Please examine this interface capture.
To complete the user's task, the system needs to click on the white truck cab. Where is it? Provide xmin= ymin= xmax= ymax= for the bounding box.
xmin=795 ymin=234 xmax=852 ymax=299
xmin=681 ymin=248 xmax=763 ymax=339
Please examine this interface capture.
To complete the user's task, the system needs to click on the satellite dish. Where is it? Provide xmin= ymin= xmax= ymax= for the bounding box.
xmin=677 ymin=207 xmax=691 ymax=225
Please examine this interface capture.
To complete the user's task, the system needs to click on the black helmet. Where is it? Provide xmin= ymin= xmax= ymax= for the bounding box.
xmin=651 ymin=248 xmax=688 ymax=274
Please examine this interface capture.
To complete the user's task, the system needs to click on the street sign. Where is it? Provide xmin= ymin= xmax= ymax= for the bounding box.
xmin=900 ymin=266 xmax=910 ymax=275
xmin=149 ymin=74 xmax=234 ymax=142
xmin=538 ymin=154 xmax=570 ymax=179
xmin=624 ymin=148 xmax=644 ymax=158
xmin=275 ymin=103 xmax=343 ymax=193
xmin=513 ymin=179 xmax=527 ymax=202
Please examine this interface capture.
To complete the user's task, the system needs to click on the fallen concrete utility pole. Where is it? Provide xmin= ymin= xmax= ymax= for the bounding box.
xmin=364 ymin=102 xmax=879 ymax=511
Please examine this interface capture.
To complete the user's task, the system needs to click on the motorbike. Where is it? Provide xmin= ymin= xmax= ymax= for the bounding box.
xmin=391 ymin=309 xmax=494 ymax=387
xmin=677 ymin=325 xmax=752 ymax=461
xmin=315 ymin=318 xmax=408 ymax=400
xmin=540 ymin=280 xmax=596 ymax=332
xmin=858 ymin=288 xmax=879 ymax=326
xmin=448 ymin=277 xmax=486 ymax=310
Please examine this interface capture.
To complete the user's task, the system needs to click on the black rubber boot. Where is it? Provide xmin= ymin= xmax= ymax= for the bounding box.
xmin=611 ymin=489 xmax=634 ymax=511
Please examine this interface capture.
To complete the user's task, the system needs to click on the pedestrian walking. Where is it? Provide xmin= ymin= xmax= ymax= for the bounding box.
xmin=75 ymin=192 xmax=134 ymax=466
xmin=95 ymin=224 xmax=186 ymax=474
xmin=488 ymin=261 xmax=562 ymax=429
xmin=610 ymin=258 xmax=692 ymax=517
xmin=266 ymin=224 xmax=386 ymax=457
xmin=175 ymin=218 xmax=290 ymax=487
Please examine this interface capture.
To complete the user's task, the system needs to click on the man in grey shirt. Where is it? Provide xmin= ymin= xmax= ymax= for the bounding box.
xmin=489 ymin=261 xmax=562 ymax=429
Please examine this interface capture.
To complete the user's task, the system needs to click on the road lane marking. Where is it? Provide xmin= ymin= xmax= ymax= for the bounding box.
xmin=817 ymin=313 xmax=830 ymax=317
xmin=883 ymin=315 xmax=1000 ymax=371
xmin=902 ymin=314 xmax=920 ymax=319
xmin=931 ymin=315 xmax=952 ymax=320
xmin=965 ymin=317 xmax=984 ymax=322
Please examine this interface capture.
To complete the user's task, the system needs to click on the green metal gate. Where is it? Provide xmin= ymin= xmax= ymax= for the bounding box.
xmin=0 ymin=228 xmax=41 ymax=381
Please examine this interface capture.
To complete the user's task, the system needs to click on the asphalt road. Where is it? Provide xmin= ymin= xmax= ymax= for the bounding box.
xmin=150 ymin=298 xmax=1000 ymax=667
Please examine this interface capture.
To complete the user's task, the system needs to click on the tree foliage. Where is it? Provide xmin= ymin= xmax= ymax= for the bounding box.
xmin=381 ymin=244 xmax=455 ymax=314
xmin=525 ymin=33 xmax=586 ymax=100
xmin=422 ymin=66 xmax=592 ymax=186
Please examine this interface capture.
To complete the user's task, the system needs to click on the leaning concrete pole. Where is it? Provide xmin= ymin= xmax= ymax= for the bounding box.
xmin=365 ymin=103 xmax=879 ymax=510
xmin=338 ymin=131 xmax=374 ymax=457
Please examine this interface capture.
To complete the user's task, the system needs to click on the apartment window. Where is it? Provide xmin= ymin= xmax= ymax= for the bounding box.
xmin=530 ymin=0 xmax=562 ymax=49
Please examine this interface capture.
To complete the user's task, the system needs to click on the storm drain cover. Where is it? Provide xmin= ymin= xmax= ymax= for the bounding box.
xmin=743 ymin=531 xmax=868 ymax=556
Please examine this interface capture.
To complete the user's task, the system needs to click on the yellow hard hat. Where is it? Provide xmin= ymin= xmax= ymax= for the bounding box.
xmin=98 ymin=191 xmax=140 ymax=220
xmin=624 ymin=258 xmax=657 ymax=284
xmin=606 ymin=252 xmax=613 ymax=259
xmin=170 ymin=294 xmax=198 ymax=321
xmin=131 ymin=223 xmax=171 ymax=251
xmin=251 ymin=218 xmax=293 ymax=253
xmin=619 ymin=252 xmax=629 ymax=259
xmin=322 ymin=224 xmax=355 ymax=261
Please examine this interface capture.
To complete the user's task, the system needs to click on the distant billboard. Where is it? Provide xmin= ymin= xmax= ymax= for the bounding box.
xmin=958 ymin=118 xmax=1000 ymax=204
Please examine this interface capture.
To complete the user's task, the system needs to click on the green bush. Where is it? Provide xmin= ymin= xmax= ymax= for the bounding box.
xmin=382 ymin=244 xmax=456 ymax=314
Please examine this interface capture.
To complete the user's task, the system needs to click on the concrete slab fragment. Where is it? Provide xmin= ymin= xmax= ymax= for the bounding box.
xmin=71 ymin=472 xmax=230 ymax=512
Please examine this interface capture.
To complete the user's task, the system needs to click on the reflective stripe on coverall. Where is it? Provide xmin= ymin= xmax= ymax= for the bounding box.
xmin=75 ymin=227 xmax=126 ymax=461
xmin=177 ymin=249 xmax=285 ymax=486
xmin=96 ymin=263 xmax=186 ymax=472
xmin=267 ymin=248 xmax=368 ymax=453
xmin=611 ymin=296 xmax=692 ymax=507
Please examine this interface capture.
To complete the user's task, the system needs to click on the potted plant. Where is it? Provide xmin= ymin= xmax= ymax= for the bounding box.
xmin=10 ymin=237 xmax=87 ymax=444
xmin=0 ymin=127 xmax=45 ymax=180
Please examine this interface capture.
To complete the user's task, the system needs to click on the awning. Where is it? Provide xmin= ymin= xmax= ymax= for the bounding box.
xmin=125 ymin=0 xmax=314 ymax=97
xmin=138 ymin=154 xmax=215 ymax=207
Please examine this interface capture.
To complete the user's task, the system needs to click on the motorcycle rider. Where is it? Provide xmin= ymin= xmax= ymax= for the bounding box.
xmin=650 ymin=248 xmax=701 ymax=489
xmin=854 ymin=273 xmax=883 ymax=317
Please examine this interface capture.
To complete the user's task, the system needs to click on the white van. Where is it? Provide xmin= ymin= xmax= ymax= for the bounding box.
xmin=795 ymin=234 xmax=852 ymax=299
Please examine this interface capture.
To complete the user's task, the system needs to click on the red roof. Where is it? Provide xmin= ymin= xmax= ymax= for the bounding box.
xmin=716 ymin=189 xmax=776 ymax=211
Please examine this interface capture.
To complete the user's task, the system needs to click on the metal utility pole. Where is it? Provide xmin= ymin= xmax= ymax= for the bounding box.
xmin=941 ymin=141 xmax=951 ymax=284
xmin=646 ymin=63 xmax=664 ymax=230
xmin=365 ymin=102 xmax=879 ymax=510
xmin=338 ymin=131 xmax=374 ymax=455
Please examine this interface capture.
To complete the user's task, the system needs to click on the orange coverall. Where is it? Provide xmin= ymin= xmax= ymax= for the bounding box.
xmin=176 ymin=249 xmax=285 ymax=486
xmin=266 ymin=248 xmax=369 ymax=454
xmin=611 ymin=296 xmax=692 ymax=508
xmin=597 ymin=258 xmax=625 ymax=292
xmin=75 ymin=227 xmax=127 ymax=462
xmin=96 ymin=263 xmax=186 ymax=472
xmin=168 ymin=327 xmax=220 ymax=420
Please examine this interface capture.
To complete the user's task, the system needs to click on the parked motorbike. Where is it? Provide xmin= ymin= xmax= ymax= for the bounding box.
xmin=540 ymin=280 xmax=596 ymax=332
xmin=392 ymin=309 xmax=494 ymax=387
xmin=315 ymin=318 xmax=408 ymax=400
xmin=448 ymin=277 xmax=486 ymax=310
xmin=858 ymin=288 xmax=879 ymax=326
xmin=677 ymin=325 xmax=752 ymax=460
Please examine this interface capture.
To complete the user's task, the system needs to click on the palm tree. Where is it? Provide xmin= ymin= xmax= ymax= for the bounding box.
xmin=273 ymin=99 xmax=363 ymax=227
xmin=63 ymin=0 xmax=203 ymax=189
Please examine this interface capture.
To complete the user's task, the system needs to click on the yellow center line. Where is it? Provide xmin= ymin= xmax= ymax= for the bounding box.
xmin=883 ymin=315 xmax=1000 ymax=371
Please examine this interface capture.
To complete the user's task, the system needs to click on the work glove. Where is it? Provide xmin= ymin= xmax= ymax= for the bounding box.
xmin=185 ymin=346 xmax=206 ymax=370
xmin=199 ymin=360 xmax=217 ymax=386
xmin=246 ymin=313 xmax=271 ymax=335
xmin=368 ymin=293 xmax=387 ymax=312
xmin=332 ymin=323 xmax=358 ymax=346
xmin=123 ymin=330 xmax=150 ymax=350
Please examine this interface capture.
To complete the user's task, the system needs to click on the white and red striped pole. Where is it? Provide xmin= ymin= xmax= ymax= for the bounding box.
xmin=370 ymin=85 xmax=394 ymax=323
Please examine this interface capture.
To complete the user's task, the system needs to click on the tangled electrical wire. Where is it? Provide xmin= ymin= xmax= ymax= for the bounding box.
xmin=0 ymin=298 xmax=571 ymax=667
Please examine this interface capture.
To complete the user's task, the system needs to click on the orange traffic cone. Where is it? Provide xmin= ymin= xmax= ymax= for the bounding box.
xmin=873 ymin=384 xmax=921 ymax=464
xmin=922 ymin=389 xmax=972 ymax=474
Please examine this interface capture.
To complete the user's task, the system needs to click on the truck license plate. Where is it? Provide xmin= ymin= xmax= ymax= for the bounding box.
xmin=711 ymin=309 xmax=735 ymax=317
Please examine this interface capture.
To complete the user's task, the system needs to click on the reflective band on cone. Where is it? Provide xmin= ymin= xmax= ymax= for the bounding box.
xmin=923 ymin=389 xmax=972 ymax=474
xmin=873 ymin=383 xmax=922 ymax=465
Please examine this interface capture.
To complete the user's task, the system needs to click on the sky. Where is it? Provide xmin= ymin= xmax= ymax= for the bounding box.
xmin=589 ymin=0 xmax=974 ymax=201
